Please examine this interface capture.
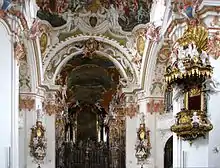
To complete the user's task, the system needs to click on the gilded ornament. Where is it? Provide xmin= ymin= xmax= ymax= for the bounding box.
xmin=40 ymin=32 xmax=48 ymax=54
xmin=176 ymin=25 xmax=208 ymax=52
xmin=165 ymin=24 xmax=214 ymax=143
xmin=189 ymin=88 xmax=200 ymax=97
xmin=44 ymin=103 xmax=61 ymax=116
xmin=171 ymin=110 xmax=213 ymax=142
xmin=137 ymin=35 xmax=145 ymax=56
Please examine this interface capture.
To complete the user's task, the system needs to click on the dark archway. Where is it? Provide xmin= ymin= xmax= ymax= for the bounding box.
xmin=164 ymin=136 xmax=173 ymax=168
xmin=55 ymin=54 xmax=126 ymax=168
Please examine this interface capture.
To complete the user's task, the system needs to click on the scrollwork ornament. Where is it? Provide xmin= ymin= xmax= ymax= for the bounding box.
xmin=135 ymin=113 xmax=151 ymax=164
xmin=125 ymin=103 xmax=139 ymax=119
xmin=43 ymin=102 xmax=61 ymax=116
xmin=29 ymin=121 xmax=47 ymax=166
xmin=14 ymin=41 xmax=26 ymax=62
xmin=19 ymin=97 xmax=35 ymax=111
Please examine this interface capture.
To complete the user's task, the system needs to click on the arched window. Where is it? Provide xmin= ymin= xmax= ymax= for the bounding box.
xmin=164 ymin=136 xmax=173 ymax=168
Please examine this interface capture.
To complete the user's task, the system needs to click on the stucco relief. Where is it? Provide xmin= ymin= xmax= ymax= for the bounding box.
xmin=19 ymin=59 xmax=31 ymax=92
xmin=43 ymin=36 xmax=138 ymax=87
xmin=150 ymin=46 xmax=170 ymax=97
xmin=131 ymin=23 xmax=161 ymax=72
xmin=210 ymin=16 xmax=220 ymax=27
xmin=208 ymin=31 xmax=220 ymax=60
xmin=125 ymin=103 xmax=139 ymax=119
xmin=19 ymin=109 xmax=24 ymax=129
xmin=14 ymin=42 xmax=26 ymax=61
xmin=157 ymin=113 xmax=174 ymax=146
xmin=19 ymin=97 xmax=35 ymax=110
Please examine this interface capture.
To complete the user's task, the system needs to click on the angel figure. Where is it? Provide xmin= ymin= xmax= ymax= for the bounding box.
xmin=192 ymin=111 xmax=200 ymax=127
xmin=191 ymin=42 xmax=199 ymax=57
xmin=177 ymin=45 xmax=186 ymax=59
xmin=200 ymin=51 xmax=208 ymax=65
xmin=132 ymin=53 xmax=142 ymax=69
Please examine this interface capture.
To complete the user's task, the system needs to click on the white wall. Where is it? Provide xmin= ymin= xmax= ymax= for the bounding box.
xmin=126 ymin=115 xmax=137 ymax=168
xmin=208 ymin=58 xmax=220 ymax=168
xmin=0 ymin=20 xmax=19 ymax=168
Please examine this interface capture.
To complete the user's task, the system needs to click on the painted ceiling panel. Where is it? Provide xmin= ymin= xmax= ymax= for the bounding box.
xmin=36 ymin=0 xmax=153 ymax=31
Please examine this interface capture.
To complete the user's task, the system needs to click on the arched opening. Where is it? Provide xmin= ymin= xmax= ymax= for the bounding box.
xmin=164 ymin=136 xmax=173 ymax=168
xmin=55 ymin=53 xmax=126 ymax=168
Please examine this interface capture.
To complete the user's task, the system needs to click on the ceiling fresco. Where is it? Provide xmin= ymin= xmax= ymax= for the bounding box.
xmin=36 ymin=0 xmax=153 ymax=31
xmin=56 ymin=54 xmax=120 ymax=105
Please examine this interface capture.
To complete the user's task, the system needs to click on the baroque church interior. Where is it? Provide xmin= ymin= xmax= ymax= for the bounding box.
xmin=1 ymin=0 xmax=220 ymax=168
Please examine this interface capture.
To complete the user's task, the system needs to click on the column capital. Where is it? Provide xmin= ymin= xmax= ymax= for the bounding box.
xmin=19 ymin=96 xmax=35 ymax=111
xmin=146 ymin=97 xmax=164 ymax=114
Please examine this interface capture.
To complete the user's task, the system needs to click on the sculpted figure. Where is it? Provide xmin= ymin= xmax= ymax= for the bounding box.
xmin=108 ymin=4 xmax=119 ymax=27
xmin=191 ymin=42 xmax=199 ymax=57
xmin=177 ymin=46 xmax=186 ymax=59
xmin=192 ymin=112 xmax=200 ymax=127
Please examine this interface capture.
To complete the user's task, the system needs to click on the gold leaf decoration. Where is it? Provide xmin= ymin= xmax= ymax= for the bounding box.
xmin=176 ymin=25 xmax=208 ymax=52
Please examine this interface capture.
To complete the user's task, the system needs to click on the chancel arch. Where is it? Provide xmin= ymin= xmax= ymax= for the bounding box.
xmin=43 ymin=35 xmax=139 ymax=88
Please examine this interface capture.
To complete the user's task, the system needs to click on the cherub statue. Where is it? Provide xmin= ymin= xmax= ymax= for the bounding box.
xmin=178 ymin=45 xmax=186 ymax=59
xmin=192 ymin=111 xmax=200 ymax=127
xmin=191 ymin=41 xmax=199 ymax=57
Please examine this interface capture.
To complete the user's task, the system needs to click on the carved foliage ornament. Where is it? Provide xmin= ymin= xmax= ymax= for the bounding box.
xmin=14 ymin=42 xmax=26 ymax=62
xmin=84 ymin=38 xmax=100 ymax=57
xmin=150 ymin=45 xmax=170 ymax=97
xmin=19 ymin=97 xmax=35 ymax=110
xmin=43 ymin=102 xmax=62 ymax=116
xmin=125 ymin=103 xmax=139 ymax=119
